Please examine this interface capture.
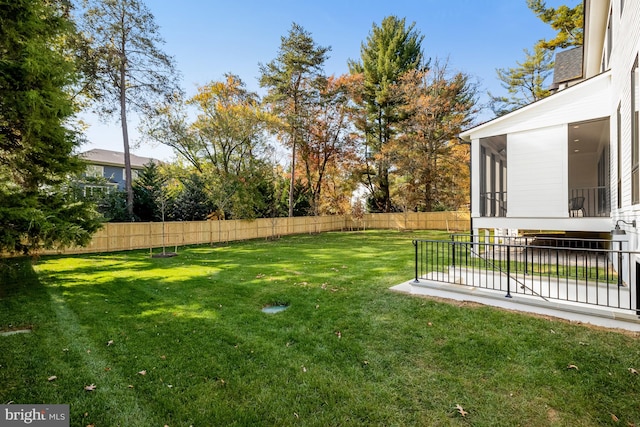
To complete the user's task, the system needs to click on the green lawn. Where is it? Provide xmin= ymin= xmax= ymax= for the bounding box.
xmin=1 ymin=230 xmax=639 ymax=426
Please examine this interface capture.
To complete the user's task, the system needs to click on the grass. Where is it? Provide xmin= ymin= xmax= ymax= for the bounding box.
xmin=0 ymin=230 xmax=639 ymax=426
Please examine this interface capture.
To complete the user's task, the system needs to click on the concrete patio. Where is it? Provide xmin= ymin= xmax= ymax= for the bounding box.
xmin=391 ymin=276 xmax=640 ymax=332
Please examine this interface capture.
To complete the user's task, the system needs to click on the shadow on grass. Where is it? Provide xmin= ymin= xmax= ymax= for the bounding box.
xmin=2 ymin=230 xmax=639 ymax=426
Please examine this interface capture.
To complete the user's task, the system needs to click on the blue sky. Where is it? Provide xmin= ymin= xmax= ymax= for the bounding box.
xmin=81 ymin=0 xmax=573 ymax=160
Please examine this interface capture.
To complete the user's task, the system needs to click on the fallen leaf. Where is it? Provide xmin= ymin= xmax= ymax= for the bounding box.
xmin=84 ymin=384 xmax=96 ymax=391
xmin=160 ymin=355 xmax=166 ymax=360
xmin=87 ymin=424 xmax=95 ymax=427
xmin=86 ymin=349 xmax=91 ymax=354
xmin=138 ymin=370 xmax=147 ymax=376
xmin=567 ymin=364 xmax=579 ymax=371
xmin=550 ymin=329 xmax=556 ymax=334
xmin=611 ymin=413 xmax=619 ymax=422
xmin=167 ymin=384 xmax=173 ymax=388
xmin=47 ymin=376 xmax=57 ymax=382
xmin=104 ymin=367 xmax=111 ymax=372
xmin=427 ymin=322 xmax=433 ymax=326
xmin=629 ymin=367 xmax=638 ymax=375
xmin=294 ymin=413 xmax=299 ymax=419
xmin=128 ymin=385 xmax=134 ymax=389
xmin=455 ymin=404 xmax=468 ymax=417
xmin=107 ymin=340 xmax=114 ymax=346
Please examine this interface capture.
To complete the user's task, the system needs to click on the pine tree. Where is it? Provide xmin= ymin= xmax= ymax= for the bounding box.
xmin=78 ymin=0 xmax=179 ymax=217
xmin=489 ymin=1 xmax=583 ymax=116
xmin=348 ymin=16 xmax=424 ymax=212
xmin=489 ymin=46 xmax=554 ymax=116
xmin=259 ymin=23 xmax=330 ymax=217
xmin=132 ymin=162 xmax=166 ymax=222
xmin=0 ymin=0 xmax=101 ymax=254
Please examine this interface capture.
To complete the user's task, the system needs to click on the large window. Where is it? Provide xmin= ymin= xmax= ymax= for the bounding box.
xmin=633 ymin=56 xmax=639 ymax=204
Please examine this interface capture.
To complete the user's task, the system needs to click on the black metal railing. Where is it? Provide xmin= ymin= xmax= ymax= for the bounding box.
xmin=413 ymin=237 xmax=639 ymax=315
xmin=479 ymin=191 xmax=507 ymax=217
xmin=569 ymin=186 xmax=611 ymax=217
xmin=451 ymin=234 xmax=613 ymax=250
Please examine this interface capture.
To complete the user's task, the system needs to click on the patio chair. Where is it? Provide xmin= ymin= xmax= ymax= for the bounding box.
xmin=569 ymin=196 xmax=585 ymax=217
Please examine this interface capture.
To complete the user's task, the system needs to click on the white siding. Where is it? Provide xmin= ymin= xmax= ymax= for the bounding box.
xmin=463 ymin=0 xmax=640 ymax=240
xmin=471 ymin=140 xmax=481 ymax=217
xmin=507 ymin=125 xmax=568 ymax=218
xmin=463 ymin=73 xmax=611 ymax=141
xmin=611 ymin=0 xmax=640 ymax=215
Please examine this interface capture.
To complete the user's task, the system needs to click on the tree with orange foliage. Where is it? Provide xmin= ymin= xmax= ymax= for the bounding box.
xmin=144 ymin=74 xmax=278 ymax=219
xmin=390 ymin=61 xmax=478 ymax=212
xmin=298 ymin=75 xmax=359 ymax=215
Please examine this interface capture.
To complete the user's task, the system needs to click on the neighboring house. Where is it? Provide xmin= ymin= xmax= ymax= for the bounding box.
xmin=460 ymin=0 xmax=638 ymax=247
xmin=78 ymin=148 xmax=159 ymax=195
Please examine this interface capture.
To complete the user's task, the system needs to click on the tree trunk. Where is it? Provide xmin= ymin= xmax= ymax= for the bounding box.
xmin=119 ymin=60 xmax=133 ymax=219
xmin=380 ymin=166 xmax=391 ymax=212
xmin=288 ymin=139 xmax=296 ymax=217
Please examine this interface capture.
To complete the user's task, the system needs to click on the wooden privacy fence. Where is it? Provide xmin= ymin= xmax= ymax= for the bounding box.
xmin=44 ymin=211 xmax=470 ymax=255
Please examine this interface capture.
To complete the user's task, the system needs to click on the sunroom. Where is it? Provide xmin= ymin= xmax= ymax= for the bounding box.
xmin=460 ymin=71 xmax=613 ymax=234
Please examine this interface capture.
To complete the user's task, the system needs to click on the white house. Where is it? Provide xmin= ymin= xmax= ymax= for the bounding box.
xmin=460 ymin=0 xmax=639 ymax=249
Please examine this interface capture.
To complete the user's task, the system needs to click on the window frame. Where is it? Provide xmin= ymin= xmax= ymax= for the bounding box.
xmin=632 ymin=56 xmax=639 ymax=204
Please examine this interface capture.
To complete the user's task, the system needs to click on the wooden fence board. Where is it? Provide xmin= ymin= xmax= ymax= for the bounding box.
xmin=39 ymin=211 xmax=469 ymax=255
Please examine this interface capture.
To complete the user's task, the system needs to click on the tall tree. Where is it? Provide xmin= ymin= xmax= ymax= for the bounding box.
xmin=300 ymin=74 xmax=358 ymax=215
xmin=259 ymin=23 xmax=330 ymax=217
xmin=392 ymin=62 xmax=477 ymax=211
xmin=0 ymin=0 xmax=101 ymax=254
xmin=348 ymin=16 xmax=424 ymax=212
xmin=189 ymin=75 xmax=274 ymax=219
xmin=527 ymin=0 xmax=584 ymax=50
xmin=78 ymin=0 xmax=179 ymax=217
xmin=489 ymin=46 xmax=553 ymax=116
xmin=145 ymin=74 xmax=276 ymax=219
xmin=489 ymin=0 xmax=583 ymax=116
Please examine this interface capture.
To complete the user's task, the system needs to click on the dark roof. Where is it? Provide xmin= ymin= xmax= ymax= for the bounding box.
xmin=552 ymin=46 xmax=584 ymax=85
xmin=79 ymin=148 xmax=158 ymax=169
